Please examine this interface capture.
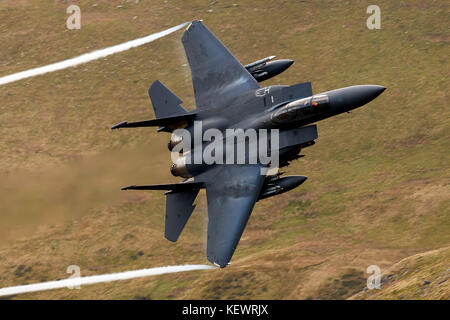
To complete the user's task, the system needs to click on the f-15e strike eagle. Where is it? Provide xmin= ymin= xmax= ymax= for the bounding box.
xmin=112 ymin=20 xmax=385 ymax=268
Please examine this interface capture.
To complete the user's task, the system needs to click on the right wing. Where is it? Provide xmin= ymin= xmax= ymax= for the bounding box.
xmin=199 ymin=164 xmax=266 ymax=267
xmin=182 ymin=20 xmax=260 ymax=110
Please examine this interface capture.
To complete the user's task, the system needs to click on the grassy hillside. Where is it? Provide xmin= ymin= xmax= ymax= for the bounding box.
xmin=350 ymin=246 xmax=450 ymax=300
xmin=0 ymin=0 xmax=448 ymax=299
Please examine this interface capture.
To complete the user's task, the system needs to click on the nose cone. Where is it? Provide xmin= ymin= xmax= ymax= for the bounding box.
xmin=328 ymin=85 xmax=385 ymax=113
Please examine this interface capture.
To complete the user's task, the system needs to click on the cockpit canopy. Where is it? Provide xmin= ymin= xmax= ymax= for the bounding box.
xmin=271 ymin=94 xmax=330 ymax=123
xmin=311 ymin=94 xmax=329 ymax=110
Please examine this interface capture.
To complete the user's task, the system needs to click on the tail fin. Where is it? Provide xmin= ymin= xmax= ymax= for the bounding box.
xmin=149 ymin=80 xmax=187 ymax=118
xmin=111 ymin=81 xmax=195 ymax=131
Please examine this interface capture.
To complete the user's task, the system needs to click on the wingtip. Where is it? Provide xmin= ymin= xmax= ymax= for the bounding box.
xmin=207 ymin=254 xmax=231 ymax=268
xmin=121 ymin=185 xmax=136 ymax=190
xmin=111 ymin=121 xmax=127 ymax=130
xmin=212 ymin=261 xmax=228 ymax=268
xmin=184 ymin=19 xmax=204 ymax=33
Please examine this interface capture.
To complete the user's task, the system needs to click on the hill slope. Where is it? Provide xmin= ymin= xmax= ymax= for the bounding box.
xmin=350 ymin=246 xmax=450 ymax=300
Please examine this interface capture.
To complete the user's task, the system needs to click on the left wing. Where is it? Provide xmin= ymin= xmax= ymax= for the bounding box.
xmin=182 ymin=20 xmax=259 ymax=110
xmin=199 ymin=165 xmax=266 ymax=267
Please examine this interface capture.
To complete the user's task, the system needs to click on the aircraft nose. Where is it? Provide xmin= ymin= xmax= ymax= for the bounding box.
xmin=328 ymin=85 xmax=386 ymax=112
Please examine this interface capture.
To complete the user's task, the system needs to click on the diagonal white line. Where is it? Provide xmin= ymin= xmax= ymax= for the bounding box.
xmin=0 ymin=22 xmax=189 ymax=86
xmin=0 ymin=264 xmax=215 ymax=297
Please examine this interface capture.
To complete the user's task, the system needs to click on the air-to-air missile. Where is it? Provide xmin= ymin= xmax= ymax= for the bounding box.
xmin=245 ymin=56 xmax=294 ymax=82
xmin=258 ymin=175 xmax=307 ymax=200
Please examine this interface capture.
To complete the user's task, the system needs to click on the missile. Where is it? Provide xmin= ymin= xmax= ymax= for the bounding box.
xmin=245 ymin=55 xmax=276 ymax=70
xmin=245 ymin=56 xmax=294 ymax=82
xmin=258 ymin=175 xmax=307 ymax=200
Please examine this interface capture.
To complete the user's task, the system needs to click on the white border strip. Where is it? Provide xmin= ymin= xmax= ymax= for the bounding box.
xmin=0 ymin=22 xmax=189 ymax=86
xmin=0 ymin=264 xmax=215 ymax=297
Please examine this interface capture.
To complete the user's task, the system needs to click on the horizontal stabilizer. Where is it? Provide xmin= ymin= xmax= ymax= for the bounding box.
xmin=165 ymin=189 xmax=199 ymax=242
xmin=122 ymin=181 xmax=204 ymax=191
xmin=111 ymin=113 xmax=196 ymax=130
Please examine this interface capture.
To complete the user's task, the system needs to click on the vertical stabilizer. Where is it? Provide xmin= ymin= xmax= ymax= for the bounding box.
xmin=148 ymin=80 xmax=188 ymax=118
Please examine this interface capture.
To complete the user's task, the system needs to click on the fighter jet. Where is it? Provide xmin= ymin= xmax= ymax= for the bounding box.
xmin=112 ymin=20 xmax=385 ymax=268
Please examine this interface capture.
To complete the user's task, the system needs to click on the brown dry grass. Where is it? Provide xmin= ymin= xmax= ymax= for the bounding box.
xmin=0 ymin=0 xmax=448 ymax=299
